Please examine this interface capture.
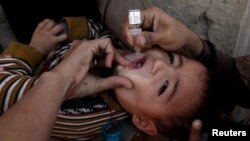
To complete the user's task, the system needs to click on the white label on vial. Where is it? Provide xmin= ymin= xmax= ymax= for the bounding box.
xmin=128 ymin=10 xmax=141 ymax=25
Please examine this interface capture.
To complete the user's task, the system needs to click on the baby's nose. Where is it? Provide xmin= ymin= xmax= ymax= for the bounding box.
xmin=151 ymin=59 xmax=168 ymax=74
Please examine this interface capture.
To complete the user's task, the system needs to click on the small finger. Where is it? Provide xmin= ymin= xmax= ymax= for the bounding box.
xmin=44 ymin=19 xmax=56 ymax=31
xmin=56 ymin=34 xmax=68 ymax=43
xmin=37 ymin=19 xmax=51 ymax=29
xmin=51 ymin=23 xmax=65 ymax=35
xmin=188 ymin=119 xmax=202 ymax=141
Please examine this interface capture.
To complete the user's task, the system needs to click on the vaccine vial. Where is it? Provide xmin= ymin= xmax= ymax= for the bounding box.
xmin=128 ymin=9 xmax=142 ymax=56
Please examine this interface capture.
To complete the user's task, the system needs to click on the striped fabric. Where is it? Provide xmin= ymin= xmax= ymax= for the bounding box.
xmin=0 ymin=18 xmax=130 ymax=140
xmin=0 ymin=58 xmax=38 ymax=113
xmin=52 ymin=93 xmax=129 ymax=140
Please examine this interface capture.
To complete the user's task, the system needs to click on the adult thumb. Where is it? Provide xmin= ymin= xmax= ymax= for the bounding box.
xmin=135 ymin=31 xmax=159 ymax=49
xmin=96 ymin=76 xmax=133 ymax=92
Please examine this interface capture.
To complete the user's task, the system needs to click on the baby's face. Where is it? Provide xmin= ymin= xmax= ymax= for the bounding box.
xmin=115 ymin=48 xmax=207 ymax=118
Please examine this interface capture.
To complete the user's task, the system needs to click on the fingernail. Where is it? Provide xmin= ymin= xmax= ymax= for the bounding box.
xmin=193 ymin=120 xmax=202 ymax=129
xmin=124 ymin=84 xmax=133 ymax=88
xmin=139 ymin=36 xmax=146 ymax=47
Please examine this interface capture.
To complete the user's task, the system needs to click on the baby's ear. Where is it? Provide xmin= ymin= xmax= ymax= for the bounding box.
xmin=132 ymin=114 xmax=158 ymax=135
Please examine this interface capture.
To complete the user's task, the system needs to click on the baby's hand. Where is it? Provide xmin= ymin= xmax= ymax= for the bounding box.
xmin=29 ymin=19 xmax=67 ymax=55
xmin=188 ymin=120 xmax=202 ymax=141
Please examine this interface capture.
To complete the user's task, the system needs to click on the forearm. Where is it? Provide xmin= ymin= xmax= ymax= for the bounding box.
xmin=0 ymin=72 xmax=70 ymax=141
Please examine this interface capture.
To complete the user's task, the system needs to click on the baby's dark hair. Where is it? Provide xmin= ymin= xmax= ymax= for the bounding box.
xmin=153 ymin=68 xmax=211 ymax=141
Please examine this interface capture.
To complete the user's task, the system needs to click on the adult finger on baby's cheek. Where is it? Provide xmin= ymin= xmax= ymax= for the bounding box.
xmin=188 ymin=119 xmax=202 ymax=141
xmin=97 ymin=76 xmax=133 ymax=92
xmin=113 ymin=76 xmax=133 ymax=88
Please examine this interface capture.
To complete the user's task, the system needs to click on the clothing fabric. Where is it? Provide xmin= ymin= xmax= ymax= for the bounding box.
xmin=0 ymin=17 xmax=129 ymax=141
xmin=198 ymin=40 xmax=250 ymax=135
xmin=199 ymin=40 xmax=250 ymax=109
xmin=1 ymin=0 xmax=100 ymax=44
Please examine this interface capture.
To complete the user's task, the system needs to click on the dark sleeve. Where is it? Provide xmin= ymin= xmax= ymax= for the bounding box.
xmin=235 ymin=55 xmax=250 ymax=89
xmin=196 ymin=40 xmax=250 ymax=109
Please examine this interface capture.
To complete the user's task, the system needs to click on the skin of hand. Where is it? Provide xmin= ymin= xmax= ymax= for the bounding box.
xmin=0 ymin=38 xmax=132 ymax=141
xmin=29 ymin=19 xmax=68 ymax=55
xmin=188 ymin=120 xmax=202 ymax=141
xmin=122 ymin=6 xmax=203 ymax=57
xmin=53 ymin=38 xmax=133 ymax=100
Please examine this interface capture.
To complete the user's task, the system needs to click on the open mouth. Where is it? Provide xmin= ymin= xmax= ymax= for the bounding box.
xmin=130 ymin=56 xmax=146 ymax=69
xmin=124 ymin=54 xmax=146 ymax=69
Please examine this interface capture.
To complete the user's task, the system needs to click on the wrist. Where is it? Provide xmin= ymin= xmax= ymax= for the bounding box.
xmin=41 ymin=71 xmax=75 ymax=100
xmin=28 ymin=42 xmax=47 ymax=55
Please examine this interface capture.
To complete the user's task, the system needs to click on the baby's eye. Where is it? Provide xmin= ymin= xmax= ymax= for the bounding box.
xmin=167 ymin=52 xmax=174 ymax=64
xmin=158 ymin=80 xmax=169 ymax=96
